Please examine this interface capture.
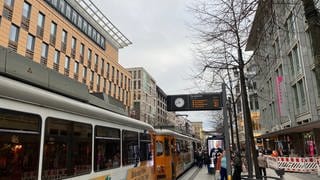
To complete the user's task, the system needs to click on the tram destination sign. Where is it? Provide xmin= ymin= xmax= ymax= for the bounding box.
xmin=167 ymin=93 xmax=222 ymax=111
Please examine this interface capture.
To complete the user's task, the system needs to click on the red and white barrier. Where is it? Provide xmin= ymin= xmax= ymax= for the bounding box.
xmin=266 ymin=156 xmax=320 ymax=173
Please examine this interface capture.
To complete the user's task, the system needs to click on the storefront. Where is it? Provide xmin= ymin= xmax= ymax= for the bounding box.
xmin=258 ymin=120 xmax=320 ymax=157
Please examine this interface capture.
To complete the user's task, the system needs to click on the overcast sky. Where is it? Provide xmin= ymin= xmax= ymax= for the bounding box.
xmin=91 ymin=0 xmax=217 ymax=129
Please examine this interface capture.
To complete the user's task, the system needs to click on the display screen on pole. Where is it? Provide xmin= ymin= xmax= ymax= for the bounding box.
xmin=167 ymin=93 xmax=222 ymax=111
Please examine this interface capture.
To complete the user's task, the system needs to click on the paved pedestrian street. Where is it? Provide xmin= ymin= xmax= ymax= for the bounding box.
xmin=178 ymin=166 xmax=320 ymax=180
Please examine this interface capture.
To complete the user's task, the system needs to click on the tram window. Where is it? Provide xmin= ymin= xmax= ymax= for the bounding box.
xmin=42 ymin=118 xmax=92 ymax=179
xmin=0 ymin=108 xmax=41 ymax=180
xmin=156 ymin=141 xmax=163 ymax=156
xmin=139 ymin=133 xmax=152 ymax=161
xmin=94 ymin=126 xmax=120 ymax=171
xmin=122 ymin=130 xmax=138 ymax=166
xmin=176 ymin=141 xmax=181 ymax=154
xmin=164 ymin=138 xmax=170 ymax=156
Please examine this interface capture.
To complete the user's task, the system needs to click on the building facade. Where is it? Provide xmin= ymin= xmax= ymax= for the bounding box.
xmin=246 ymin=0 xmax=320 ymax=156
xmin=0 ymin=0 xmax=132 ymax=109
xmin=127 ymin=67 xmax=157 ymax=126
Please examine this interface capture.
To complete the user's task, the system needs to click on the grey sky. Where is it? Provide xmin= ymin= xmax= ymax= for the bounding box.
xmin=91 ymin=0 xmax=216 ymax=129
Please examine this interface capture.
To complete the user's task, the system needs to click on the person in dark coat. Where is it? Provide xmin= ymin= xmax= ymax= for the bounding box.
xmin=232 ymin=152 xmax=242 ymax=180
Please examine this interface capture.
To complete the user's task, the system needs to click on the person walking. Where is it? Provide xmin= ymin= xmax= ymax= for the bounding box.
xmin=216 ymin=150 xmax=227 ymax=180
xmin=232 ymin=152 xmax=242 ymax=180
xmin=257 ymin=152 xmax=267 ymax=179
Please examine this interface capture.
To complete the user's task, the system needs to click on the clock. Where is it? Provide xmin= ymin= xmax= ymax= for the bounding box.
xmin=174 ymin=97 xmax=185 ymax=108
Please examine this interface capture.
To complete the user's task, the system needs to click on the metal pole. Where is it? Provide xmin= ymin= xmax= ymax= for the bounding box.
xmin=222 ymin=83 xmax=232 ymax=179
xmin=227 ymin=97 xmax=235 ymax=151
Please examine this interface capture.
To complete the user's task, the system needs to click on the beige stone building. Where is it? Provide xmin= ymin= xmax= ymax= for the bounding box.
xmin=127 ymin=67 xmax=157 ymax=125
xmin=0 ymin=0 xmax=132 ymax=109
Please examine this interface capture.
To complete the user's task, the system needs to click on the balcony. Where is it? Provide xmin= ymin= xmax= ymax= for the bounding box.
xmin=89 ymin=81 xmax=93 ymax=90
xmin=25 ymin=49 xmax=34 ymax=59
xmin=36 ymin=26 xmax=44 ymax=39
xmin=53 ymin=63 xmax=59 ymax=72
xmin=21 ymin=17 xmax=30 ymax=31
xmin=61 ymin=42 xmax=66 ymax=53
xmin=82 ymin=77 xmax=87 ymax=84
xmin=71 ymin=49 xmax=76 ymax=59
xmin=8 ymin=41 xmax=17 ymax=52
xmin=79 ymin=55 xmax=84 ymax=64
xmin=64 ymin=68 xmax=69 ymax=76
xmin=3 ymin=5 xmax=13 ymax=21
xmin=40 ymin=57 xmax=47 ymax=66
xmin=50 ymin=35 xmax=56 ymax=46
xmin=74 ymin=73 xmax=79 ymax=80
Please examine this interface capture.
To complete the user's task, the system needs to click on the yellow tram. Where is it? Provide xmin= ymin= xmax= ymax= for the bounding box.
xmin=153 ymin=129 xmax=200 ymax=180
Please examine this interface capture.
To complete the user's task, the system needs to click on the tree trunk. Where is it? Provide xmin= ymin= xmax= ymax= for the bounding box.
xmin=238 ymin=49 xmax=261 ymax=178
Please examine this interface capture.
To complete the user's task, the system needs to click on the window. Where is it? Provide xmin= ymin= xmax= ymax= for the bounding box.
xmin=65 ymin=56 xmax=70 ymax=69
xmin=50 ymin=22 xmax=57 ymax=36
xmin=42 ymin=118 xmax=92 ymax=178
xmin=4 ymin=0 xmax=14 ymax=7
xmin=90 ymin=70 xmax=94 ymax=82
xmin=140 ymin=133 xmax=152 ymax=161
xmin=156 ymin=141 xmax=163 ymax=156
xmin=65 ymin=4 xmax=71 ymax=19
xmin=58 ymin=0 xmax=65 ymax=14
xmin=97 ymin=75 xmax=100 ymax=86
xmin=9 ymin=24 xmax=19 ymax=42
xmin=95 ymin=54 xmax=99 ymax=65
xmin=289 ymin=45 xmax=302 ymax=76
xmin=62 ymin=30 xmax=67 ymax=43
xmin=0 ymin=108 xmax=41 ymax=180
xmin=74 ymin=61 xmax=79 ymax=74
xmin=54 ymin=50 xmax=60 ymax=64
xmin=22 ymin=1 xmax=31 ymax=19
xmin=71 ymin=37 xmax=77 ymax=50
xmin=88 ymin=49 xmax=92 ymax=61
xmin=83 ymin=67 xmax=87 ymax=78
xmin=71 ymin=9 xmax=78 ymax=25
xmin=77 ymin=15 xmax=83 ymax=29
xmin=82 ymin=20 xmax=88 ymax=33
xmin=41 ymin=43 xmax=48 ymax=59
xmin=106 ymin=63 xmax=110 ymax=77
xmin=122 ymin=130 xmax=138 ymax=166
xmin=37 ymin=12 xmax=45 ymax=28
xmin=26 ymin=34 xmax=35 ymax=51
xmin=94 ymin=126 xmax=120 ymax=171
xmin=80 ymin=43 xmax=84 ymax=56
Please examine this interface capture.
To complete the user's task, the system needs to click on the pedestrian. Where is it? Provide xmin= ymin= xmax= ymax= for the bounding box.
xmin=232 ymin=152 xmax=242 ymax=180
xmin=196 ymin=148 xmax=203 ymax=168
xmin=257 ymin=152 xmax=267 ymax=178
xmin=203 ymin=151 xmax=211 ymax=174
xmin=216 ymin=150 xmax=227 ymax=180
xmin=210 ymin=143 xmax=223 ymax=174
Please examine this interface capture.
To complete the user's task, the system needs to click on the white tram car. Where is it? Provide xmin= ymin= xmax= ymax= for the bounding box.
xmin=0 ymin=75 xmax=154 ymax=180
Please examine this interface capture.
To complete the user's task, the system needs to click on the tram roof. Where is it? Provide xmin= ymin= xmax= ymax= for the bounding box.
xmin=155 ymin=129 xmax=200 ymax=142
xmin=0 ymin=75 xmax=154 ymax=131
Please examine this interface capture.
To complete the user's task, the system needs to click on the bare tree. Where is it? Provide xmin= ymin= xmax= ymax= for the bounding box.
xmin=189 ymin=0 xmax=261 ymax=178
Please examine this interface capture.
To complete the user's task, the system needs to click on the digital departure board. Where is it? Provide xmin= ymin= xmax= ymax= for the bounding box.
xmin=167 ymin=93 xmax=222 ymax=111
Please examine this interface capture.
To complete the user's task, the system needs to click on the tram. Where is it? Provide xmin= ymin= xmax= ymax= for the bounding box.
xmin=154 ymin=129 xmax=200 ymax=180
xmin=0 ymin=75 xmax=154 ymax=180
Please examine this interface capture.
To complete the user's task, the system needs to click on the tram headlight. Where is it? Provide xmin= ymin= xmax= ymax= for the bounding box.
xmin=156 ymin=165 xmax=165 ymax=174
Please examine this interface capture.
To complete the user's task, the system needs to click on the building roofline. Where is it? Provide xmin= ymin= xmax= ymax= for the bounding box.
xmin=75 ymin=0 xmax=132 ymax=48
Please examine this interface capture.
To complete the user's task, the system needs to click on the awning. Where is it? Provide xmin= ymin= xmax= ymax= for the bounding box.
xmin=258 ymin=120 xmax=320 ymax=139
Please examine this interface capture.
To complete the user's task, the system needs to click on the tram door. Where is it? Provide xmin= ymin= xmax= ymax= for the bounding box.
xmin=170 ymin=137 xmax=177 ymax=180
xmin=154 ymin=135 xmax=175 ymax=180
